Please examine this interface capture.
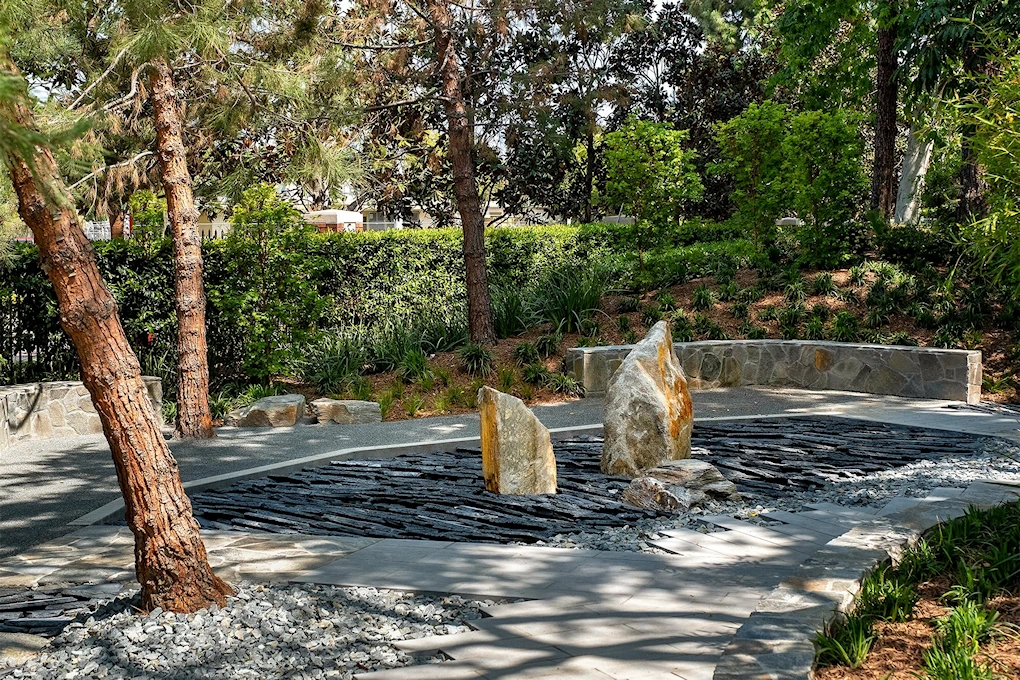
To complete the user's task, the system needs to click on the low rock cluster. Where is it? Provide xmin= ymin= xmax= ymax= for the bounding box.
xmin=1 ymin=583 xmax=490 ymax=680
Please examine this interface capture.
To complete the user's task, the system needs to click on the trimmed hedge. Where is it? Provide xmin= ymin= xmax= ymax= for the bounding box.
xmin=0 ymin=221 xmax=753 ymax=385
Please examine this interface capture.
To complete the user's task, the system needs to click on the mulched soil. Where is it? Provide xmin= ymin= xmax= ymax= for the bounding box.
xmin=815 ymin=578 xmax=1020 ymax=680
xmin=278 ymin=266 xmax=1019 ymax=423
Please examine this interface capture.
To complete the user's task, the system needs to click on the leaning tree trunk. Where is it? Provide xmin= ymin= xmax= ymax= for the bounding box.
xmin=0 ymin=56 xmax=231 ymax=613
xmin=149 ymin=58 xmax=214 ymax=438
xmin=428 ymin=0 xmax=496 ymax=345
xmin=870 ymin=15 xmax=898 ymax=220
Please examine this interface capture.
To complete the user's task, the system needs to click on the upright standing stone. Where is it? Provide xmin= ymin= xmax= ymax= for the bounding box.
xmin=478 ymin=386 xmax=557 ymax=494
xmin=602 ymin=320 xmax=694 ymax=477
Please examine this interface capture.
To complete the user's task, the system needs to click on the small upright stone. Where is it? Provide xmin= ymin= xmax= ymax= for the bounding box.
xmin=229 ymin=394 xmax=306 ymax=427
xmin=602 ymin=320 xmax=694 ymax=477
xmin=309 ymin=398 xmax=382 ymax=425
xmin=478 ymin=386 xmax=557 ymax=495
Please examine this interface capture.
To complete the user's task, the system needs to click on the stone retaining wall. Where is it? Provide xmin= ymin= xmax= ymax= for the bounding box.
xmin=0 ymin=377 xmax=163 ymax=450
xmin=565 ymin=340 xmax=982 ymax=404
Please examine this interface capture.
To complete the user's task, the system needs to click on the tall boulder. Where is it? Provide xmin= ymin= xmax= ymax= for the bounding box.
xmin=478 ymin=386 xmax=557 ymax=495
xmin=602 ymin=320 xmax=693 ymax=476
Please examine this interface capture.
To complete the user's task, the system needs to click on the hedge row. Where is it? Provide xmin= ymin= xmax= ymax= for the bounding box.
xmin=0 ymin=221 xmax=753 ymax=385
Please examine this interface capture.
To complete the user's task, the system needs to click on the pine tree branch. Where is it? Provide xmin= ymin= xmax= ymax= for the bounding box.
xmin=69 ymin=38 xmax=140 ymax=111
xmin=68 ymin=151 xmax=154 ymax=190
xmin=364 ymin=90 xmax=440 ymax=111
xmin=326 ymin=38 xmax=432 ymax=50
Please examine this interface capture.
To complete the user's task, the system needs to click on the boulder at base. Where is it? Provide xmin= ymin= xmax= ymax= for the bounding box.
xmin=228 ymin=394 xmax=306 ymax=428
xmin=478 ymin=386 xmax=557 ymax=494
xmin=309 ymin=398 xmax=382 ymax=425
xmin=622 ymin=459 xmax=741 ymax=513
xmin=601 ymin=320 xmax=694 ymax=476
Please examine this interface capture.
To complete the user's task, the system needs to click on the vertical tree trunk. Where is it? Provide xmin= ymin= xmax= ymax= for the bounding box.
xmin=871 ymin=15 xmax=898 ymax=219
xmin=427 ymin=0 xmax=496 ymax=345
xmin=149 ymin=59 xmax=215 ymax=438
xmin=583 ymin=122 xmax=595 ymax=224
xmin=957 ymin=129 xmax=987 ymax=223
xmin=894 ymin=119 xmax=933 ymax=223
xmin=0 ymin=56 xmax=231 ymax=613
xmin=108 ymin=196 xmax=125 ymax=239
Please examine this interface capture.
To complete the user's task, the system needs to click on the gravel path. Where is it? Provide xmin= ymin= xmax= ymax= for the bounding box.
xmin=0 ymin=583 xmax=495 ymax=679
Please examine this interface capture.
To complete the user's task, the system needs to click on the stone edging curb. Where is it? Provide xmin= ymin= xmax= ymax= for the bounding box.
xmin=712 ymin=481 xmax=1020 ymax=680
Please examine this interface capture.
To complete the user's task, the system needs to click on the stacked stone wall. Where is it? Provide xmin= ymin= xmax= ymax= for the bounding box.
xmin=0 ymin=377 xmax=162 ymax=452
xmin=566 ymin=340 xmax=981 ymax=404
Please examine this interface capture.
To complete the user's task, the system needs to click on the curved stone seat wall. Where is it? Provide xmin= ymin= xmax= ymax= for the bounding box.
xmin=565 ymin=340 xmax=981 ymax=404
xmin=0 ymin=377 xmax=163 ymax=451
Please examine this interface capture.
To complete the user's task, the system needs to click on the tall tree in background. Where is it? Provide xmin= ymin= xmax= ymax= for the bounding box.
xmin=0 ymin=49 xmax=231 ymax=613
xmin=775 ymin=0 xmax=902 ymax=221
xmin=902 ymin=0 xmax=1020 ymax=223
xmin=426 ymin=0 xmax=495 ymax=344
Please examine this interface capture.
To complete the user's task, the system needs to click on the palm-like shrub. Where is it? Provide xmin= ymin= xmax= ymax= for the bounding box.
xmin=458 ymin=342 xmax=494 ymax=376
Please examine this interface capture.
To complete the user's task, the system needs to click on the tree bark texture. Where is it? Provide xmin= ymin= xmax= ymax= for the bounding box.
xmin=957 ymin=130 xmax=987 ymax=223
xmin=0 ymin=56 xmax=231 ymax=613
xmin=871 ymin=19 xmax=898 ymax=219
xmin=428 ymin=0 xmax=496 ymax=345
xmin=148 ymin=59 xmax=215 ymax=438
xmin=108 ymin=196 xmax=125 ymax=239
xmin=894 ymin=121 xmax=933 ymax=223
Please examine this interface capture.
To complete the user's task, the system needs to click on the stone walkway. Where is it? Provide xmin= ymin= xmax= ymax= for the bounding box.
xmin=4 ymin=482 xmax=1019 ymax=679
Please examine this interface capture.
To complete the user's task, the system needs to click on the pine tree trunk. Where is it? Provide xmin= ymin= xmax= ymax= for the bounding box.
xmin=871 ymin=17 xmax=898 ymax=219
xmin=428 ymin=0 xmax=496 ymax=345
xmin=149 ymin=59 xmax=215 ymax=438
xmin=108 ymin=197 xmax=125 ymax=239
xmin=0 ymin=55 xmax=231 ymax=613
xmin=583 ymin=123 xmax=595 ymax=224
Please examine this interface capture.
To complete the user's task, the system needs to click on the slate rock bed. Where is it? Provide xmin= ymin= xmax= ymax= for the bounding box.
xmin=191 ymin=417 xmax=989 ymax=544
xmin=0 ymin=586 xmax=122 ymax=637
xmin=0 ymin=583 xmax=492 ymax=679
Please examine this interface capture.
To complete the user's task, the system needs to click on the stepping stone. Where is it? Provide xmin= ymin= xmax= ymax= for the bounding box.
xmin=759 ymin=511 xmax=855 ymax=537
xmin=804 ymin=502 xmax=878 ymax=516
xmin=699 ymin=516 xmax=824 ymax=551
xmin=876 ymin=497 xmax=924 ymax=517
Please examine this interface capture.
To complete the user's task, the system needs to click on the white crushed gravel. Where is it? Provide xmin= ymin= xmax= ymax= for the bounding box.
xmin=1 ymin=583 xmax=493 ymax=679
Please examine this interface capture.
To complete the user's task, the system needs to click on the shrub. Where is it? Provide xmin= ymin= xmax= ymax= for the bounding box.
xmin=738 ymin=321 xmax=767 ymax=339
xmin=849 ymin=265 xmax=867 ymax=287
xmin=692 ymin=283 xmax=714 ymax=311
xmin=811 ymin=272 xmax=837 ymax=296
xmin=513 ymin=342 xmax=540 ymax=366
xmin=671 ymin=312 xmax=695 ymax=342
xmin=396 ymin=349 xmax=433 ymax=384
xmin=579 ymin=318 xmax=600 ymax=338
xmin=498 ymin=366 xmax=516 ymax=392
xmin=655 ymin=291 xmax=679 ymax=312
xmin=303 ymin=333 xmax=367 ymax=393
xmin=830 ymin=310 xmax=861 ymax=342
xmin=534 ymin=267 xmax=605 ymax=333
xmin=782 ymin=109 xmax=870 ymax=266
xmin=618 ymin=296 xmax=640 ymax=313
xmin=731 ymin=301 xmax=749 ymax=319
xmin=784 ymin=281 xmax=807 ymax=303
xmin=758 ymin=305 xmax=778 ymax=322
xmin=803 ymin=316 xmax=825 ymax=340
xmin=522 ymin=363 xmax=550 ymax=385
xmin=547 ymin=373 xmax=584 ymax=397
xmin=491 ymin=285 xmax=534 ymax=338
xmin=641 ymin=304 xmax=663 ymax=327
xmin=213 ymin=184 xmax=325 ymax=384
xmin=712 ymin=100 xmax=790 ymax=250
xmin=617 ymin=315 xmax=632 ymax=333
xmin=404 ymin=395 xmax=425 ymax=417
xmin=535 ymin=334 xmax=561 ymax=358
xmin=458 ymin=343 xmax=494 ymax=376
xmin=813 ymin=613 xmax=875 ymax=669
xmin=717 ymin=281 xmax=739 ymax=302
